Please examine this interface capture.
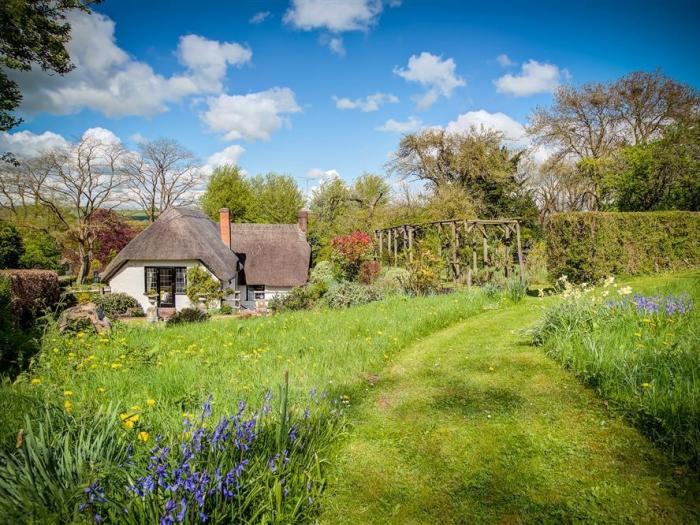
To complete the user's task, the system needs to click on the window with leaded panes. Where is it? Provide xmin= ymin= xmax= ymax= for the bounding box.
xmin=175 ymin=267 xmax=186 ymax=294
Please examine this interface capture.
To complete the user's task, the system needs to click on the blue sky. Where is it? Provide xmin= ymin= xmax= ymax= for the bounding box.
xmin=4 ymin=0 xmax=700 ymax=191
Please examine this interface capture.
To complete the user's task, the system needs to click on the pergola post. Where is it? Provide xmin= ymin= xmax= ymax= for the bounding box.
xmin=516 ymin=222 xmax=525 ymax=284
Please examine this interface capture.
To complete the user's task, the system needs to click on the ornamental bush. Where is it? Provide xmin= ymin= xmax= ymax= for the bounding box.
xmin=330 ymin=231 xmax=373 ymax=279
xmin=94 ymin=293 xmax=144 ymax=318
xmin=0 ymin=270 xmax=60 ymax=326
xmin=167 ymin=307 xmax=210 ymax=326
xmin=546 ymin=211 xmax=700 ymax=282
xmin=268 ymin=282 xmax=327 ymax=313
xmin=323 ymin=281 xmax=384 ymax=309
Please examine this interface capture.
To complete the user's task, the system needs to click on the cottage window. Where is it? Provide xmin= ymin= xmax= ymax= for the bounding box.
xmin=175 ymin=267 xmax=187 ymax=294
xmin=145 ymin=267 xmax=157 ymax=294
xmin=251 ymin=285 xmax=265 ymax=301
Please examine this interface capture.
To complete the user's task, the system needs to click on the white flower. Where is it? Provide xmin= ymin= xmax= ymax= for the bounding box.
xmin=618 ymin=286 xmax=632 ymax=296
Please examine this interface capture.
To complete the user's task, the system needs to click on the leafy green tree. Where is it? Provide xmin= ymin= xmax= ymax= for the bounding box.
xmin=247 ymin=173 xmax=304 ymax=223
xmin=1 ymin=0 xmax=96 ymax=161
xmin=19 ymin=230 xmax=61 ymax=270
xmin=201 ymin=165 xmax=252 ymax=221
xmin=0 ymin=219 xmax=23 ymax=268
xmin=604 ymin=122 xmax=700 ymax=211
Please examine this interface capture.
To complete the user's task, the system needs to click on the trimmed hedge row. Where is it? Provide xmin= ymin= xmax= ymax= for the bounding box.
xmin=0 ymin=270 xmax=60 ymax=325
xmin=546 ymin=212 xmax=700 ymax=282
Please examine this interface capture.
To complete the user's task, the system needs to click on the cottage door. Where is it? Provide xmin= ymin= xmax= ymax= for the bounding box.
xmin=158 ymin=268 xmax=175 ymax=308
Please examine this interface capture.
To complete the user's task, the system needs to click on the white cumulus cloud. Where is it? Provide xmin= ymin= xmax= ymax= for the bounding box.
xmin=284 ymin=0 xmax=383 ymax=32
xmin=201 ymin=87 xmax=301 ymax=141
xmin=333 ymin=92 xmax=398 ymax=112
xmin=376 ymin=116 xmax=422 ymax=133
xmin=10 ymin=11 xmax=251 ymax=117
xmin=202 ymin=144 xmax=246 ymax=175
xmin=0 ymin=130 xmax=70 ymax=158
xmin=177 ymin=34 xmax=252 ymax=92
xmin=445 ymin=110 xmax=526 ymax=143
xmin=494 ymin=59 xmax=568 ymax=97
xmin=328 ymin=37 xmax=346 ymax=55
xmin=394 ymin=52 xmax=465 ymax=110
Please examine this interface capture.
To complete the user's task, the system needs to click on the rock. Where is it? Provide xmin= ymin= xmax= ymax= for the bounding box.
xmin=58 ymin=303 xmax=111 ymax=334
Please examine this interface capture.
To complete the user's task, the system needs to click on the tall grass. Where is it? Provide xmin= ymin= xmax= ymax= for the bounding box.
xmin=533 ymin=276 xmax=700 ymax=467
xmin=0 ymin=288 xmax=497 ymax=522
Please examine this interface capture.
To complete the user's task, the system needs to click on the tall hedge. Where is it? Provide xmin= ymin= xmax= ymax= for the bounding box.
xmin=0 ymin=270 xmax=60 ymax=326
xmin=546 ymin=212 xmax=700 ymax=282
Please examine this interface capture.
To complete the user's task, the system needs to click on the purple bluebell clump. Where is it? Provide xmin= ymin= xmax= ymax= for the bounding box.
xmin=606 ymin=293 xmax=693 ymax=316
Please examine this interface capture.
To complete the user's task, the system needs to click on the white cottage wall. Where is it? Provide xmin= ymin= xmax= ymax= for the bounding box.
xmin=108 ymin=260 xmax=223 ymax=312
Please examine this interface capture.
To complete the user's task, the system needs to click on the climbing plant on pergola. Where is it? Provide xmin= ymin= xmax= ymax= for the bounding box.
xmin=375 ymin=218 xmax=525 ymax=285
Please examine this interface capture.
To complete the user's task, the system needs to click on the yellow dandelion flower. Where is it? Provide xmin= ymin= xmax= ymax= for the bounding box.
xmin=146 ymin=399 xmax=156 ymax=407
xmin=122 ymin=420 xmax=134 ymax=430
xmin=131 ymin=405 xmax=141 ymax=411
xmin=64 ymin=390 xmax=73 ymax=397
xmin=31 ymin=378 xmax=41 ymax=385
xmin=64 ymin=400 xmax=73 ymax=412
xmin=641 ymin=382 xmax=652 ymax=389
xmin=97 ymin=387 xmax=106 ymax=393
xmin=137 ymin=431 xmax=150 ymax=442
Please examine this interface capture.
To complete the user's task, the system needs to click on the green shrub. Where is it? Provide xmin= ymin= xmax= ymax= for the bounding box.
xmin=269 ymin=282 xmax=327 ymax=313
xmin=94 ymin=293 xmax=144 ymax=317
xmin=323 ymin=281 xmax=384 ymax=309
xmin=185 ymin=266 xmax=223 ymax=305
xmin=375 ymin=267 xmax=410 ymax=295
xmin=526 ymin=240 xmax=548 ymax=284
xmin=0 ymin=220 xmax=23 ymax=269
xmin=547 ymin=211 xmax=700 ymax=282
xmin=309 ymin=260 xmax=338 ymax=286
xmin=166 ymin=307 xmax=209 ymax=326
xmin=505 ymin=278 xmax=526 ymax=303
xmin=219 ymin=303 xmax=233 ymax=315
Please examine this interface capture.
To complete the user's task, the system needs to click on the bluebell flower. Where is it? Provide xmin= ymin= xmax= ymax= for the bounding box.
xmin=201 ymin=394 xmax=213 ymax=420
xmin=176 ymin=498 xmax=187 ymax=523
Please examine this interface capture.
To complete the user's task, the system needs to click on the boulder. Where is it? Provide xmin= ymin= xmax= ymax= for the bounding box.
xmin=58 ymin=303 xmax=111 ymax=334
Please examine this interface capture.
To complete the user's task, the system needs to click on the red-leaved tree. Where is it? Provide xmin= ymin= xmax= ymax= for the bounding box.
xmin=330 ymin=231 xmax=373 ymax=279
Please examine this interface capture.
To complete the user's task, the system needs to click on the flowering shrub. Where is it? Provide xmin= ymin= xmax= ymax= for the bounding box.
xmin=330 ymin=231 xmax=373 ymax=278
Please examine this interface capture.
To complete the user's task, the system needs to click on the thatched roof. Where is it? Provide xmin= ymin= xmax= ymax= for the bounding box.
xmin=230 ymin=223 xmax=310 ymax=287
xmin=102 ymin=207 xmax=239 ymax=282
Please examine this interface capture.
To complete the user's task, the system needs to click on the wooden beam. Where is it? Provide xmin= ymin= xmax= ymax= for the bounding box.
xmin=516 ymin=222 xmax=525 ymax=284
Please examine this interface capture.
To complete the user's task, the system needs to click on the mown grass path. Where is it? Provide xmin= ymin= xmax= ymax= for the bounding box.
xmin=321 ymin=298 xmax=698 ymax=524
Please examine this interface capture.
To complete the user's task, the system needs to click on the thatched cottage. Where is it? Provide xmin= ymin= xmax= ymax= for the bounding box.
xmin=102 ymin=207 xmax=311 ymax=313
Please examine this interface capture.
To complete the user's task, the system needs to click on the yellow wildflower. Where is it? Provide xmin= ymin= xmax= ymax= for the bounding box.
xmin=641 ymin=383 xmax=652 ymax=389
xmin=131 ymin=405 xmax=141 ymax=411
xmin=97 ymin=387 xmax=106 ymax=393
xmin=137 ymin=431 xmax=150 ymax=442
xmin=31 ymin=378 xmax=41 ymax=385
xmin=64 ymin=390 xmax=73 ymax=397
xmin=146 ymin=399 xmax=156 ymax=407
xmin=64 ymin=400 xmax=73 ymax=412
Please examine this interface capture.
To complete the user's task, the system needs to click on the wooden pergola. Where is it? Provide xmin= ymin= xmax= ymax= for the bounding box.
xmin=374 ymin=218 xmax=525 ymax=285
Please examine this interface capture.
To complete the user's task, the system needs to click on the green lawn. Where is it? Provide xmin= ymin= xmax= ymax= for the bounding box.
xmin=320 ymin=284 xmax=699 ymax=523
xmin=1 ymin=273 xmax=698 ymax=523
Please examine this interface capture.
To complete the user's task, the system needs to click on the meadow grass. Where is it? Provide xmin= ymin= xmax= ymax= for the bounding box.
xmin=0 ymin=288 xmax=497 ymax=523
xmin=533 ymin=271 xmax=700 ymax=467
xmin=321 ymin=284 xmax=699 ymax=524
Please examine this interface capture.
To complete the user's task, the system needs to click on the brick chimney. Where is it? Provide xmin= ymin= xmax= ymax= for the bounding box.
xmin=297 ymin=209 xmax=309 ymax=234
xmin=219 ymin=208 xmax=231 ymax=247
